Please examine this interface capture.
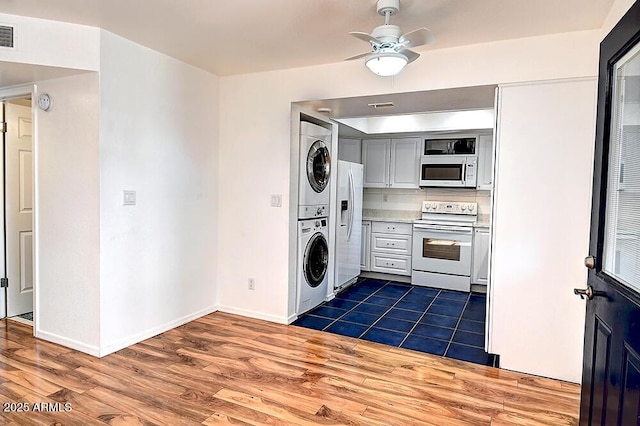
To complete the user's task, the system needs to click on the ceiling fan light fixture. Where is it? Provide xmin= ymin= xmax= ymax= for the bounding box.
xmin=365 ymin=52 xmax=408 ymax=76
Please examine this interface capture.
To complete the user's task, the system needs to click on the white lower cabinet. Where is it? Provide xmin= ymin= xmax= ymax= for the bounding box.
xmin=370 ymin=221 xmax=412 ymax=276
xmin=361 ymin=221 xmax=371 ymax=271
xmin=371 ymin=253 xmax=411 ymax=275
xmin=472 ymin=227 xmax=490 ymax=285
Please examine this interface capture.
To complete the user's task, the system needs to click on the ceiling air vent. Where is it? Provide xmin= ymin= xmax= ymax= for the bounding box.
xmin=368 ymin=102 xmax=395 ymax=109
xmin=0 ymin=25 xmax=14 ymax=48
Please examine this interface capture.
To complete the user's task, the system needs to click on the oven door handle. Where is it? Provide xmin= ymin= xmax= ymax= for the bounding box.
xmin=413 ymin=224 xmax=473 ymax=234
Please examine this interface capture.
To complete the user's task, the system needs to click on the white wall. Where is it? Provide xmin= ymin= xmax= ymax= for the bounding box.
xmin=0 ymin=13 xmax=99 ymax=71
xmin=35 ymin=73 xmax=101 ymax=354
xmin=217 ymin=30 xmax=601 ymax=324
xmin=0 ymin=13 xmax=100 ymax=353
xmin=98 ymin=31 xmax=219 ymax=355
xmin=490 ymin=79 xmax=597 ymax=383
xmin=601 ymin=0 xmax=636 ymax=36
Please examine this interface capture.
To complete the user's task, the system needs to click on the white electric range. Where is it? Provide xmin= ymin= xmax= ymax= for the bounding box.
xmin=412 ymin=201 xmax=477 ymax=292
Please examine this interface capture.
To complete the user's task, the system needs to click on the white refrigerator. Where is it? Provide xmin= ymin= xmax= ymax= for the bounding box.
xmin=335 ymin=160 xmax=364 ymax=290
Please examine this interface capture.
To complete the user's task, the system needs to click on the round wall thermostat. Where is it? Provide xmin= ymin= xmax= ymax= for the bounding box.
xmin=37 ymin=93 xmax=53 ymax=111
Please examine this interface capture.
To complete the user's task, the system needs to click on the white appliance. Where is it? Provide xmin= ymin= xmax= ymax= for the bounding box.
xmin=412 ymin=201 xmax=477 ymax=291
xmin=299 ymin=122 xmax=332 ymax=219
xmin=296 ymin=218 xmax=330 ymax=315
xmin=335 ymin=160 xmax=364 ymax=290
xmin=419 ymin=155 xmax=477 ymax=188
xmin=419 ymin=136 xmax=478 ymax=188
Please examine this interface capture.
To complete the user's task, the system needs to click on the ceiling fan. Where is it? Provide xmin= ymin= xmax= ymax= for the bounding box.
xmin=346 ymin=0 xmax=435 ymax=76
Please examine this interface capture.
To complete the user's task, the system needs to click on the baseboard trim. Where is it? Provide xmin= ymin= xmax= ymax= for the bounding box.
xmin=359 ymin=271 xmax=411 ymax=283
xmin=216 ymin=305 xmax=289 ymax=325
xmin=35 ymin=329 xmax=101 ymax=357
xmin=98 ymin=305 xmax=218 ymax=357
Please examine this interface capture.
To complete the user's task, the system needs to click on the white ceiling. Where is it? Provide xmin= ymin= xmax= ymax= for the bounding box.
xmin=0 ymin=0 xmax=614 ymax=76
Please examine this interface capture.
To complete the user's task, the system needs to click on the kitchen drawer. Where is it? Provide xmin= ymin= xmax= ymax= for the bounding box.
xmin=371 ymin=233 xmax=412 ymax=255
xmin=371 ymin=221 xmax=412 ymax=235
xmin=371 ymin=253 xmax=412 ymax=276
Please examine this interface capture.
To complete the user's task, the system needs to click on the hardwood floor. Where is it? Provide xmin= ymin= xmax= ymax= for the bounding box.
xmin=0 ymin=312 xmax=580 ymax=425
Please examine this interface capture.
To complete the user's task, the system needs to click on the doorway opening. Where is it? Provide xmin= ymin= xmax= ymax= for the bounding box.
xmin=290 ymin=86 xmax=498 ymax=366
xmin=1 ymin=95 xmax=34 ymax=327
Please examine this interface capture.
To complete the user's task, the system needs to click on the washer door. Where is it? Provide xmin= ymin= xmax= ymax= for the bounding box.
xmin=306 ymin=140 xmax=331 ymax=193
xmin=304 ymin=232 xmax=328 ymax=288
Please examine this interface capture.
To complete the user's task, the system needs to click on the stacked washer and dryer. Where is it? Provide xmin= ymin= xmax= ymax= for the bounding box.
xmin=296 ymin=122 xmax=332 ymax=315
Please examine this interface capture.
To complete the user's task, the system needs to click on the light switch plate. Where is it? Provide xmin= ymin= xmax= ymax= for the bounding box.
xmin=123 ymin=190 xmax=136 ymax=206
xmin=270 ymin=194 xmax=282 ymax=207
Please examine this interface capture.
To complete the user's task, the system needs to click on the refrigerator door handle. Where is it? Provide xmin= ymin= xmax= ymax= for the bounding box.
xmin=347 ymin=169 xmax=355 ymax=241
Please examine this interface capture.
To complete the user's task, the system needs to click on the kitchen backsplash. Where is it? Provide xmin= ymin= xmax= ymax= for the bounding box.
xmin=363 ymin=188 xmax=492 ymax=216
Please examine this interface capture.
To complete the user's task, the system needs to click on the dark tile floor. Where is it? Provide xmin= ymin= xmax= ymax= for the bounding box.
xmin=293 ymin=278 xmax=497 ymax=367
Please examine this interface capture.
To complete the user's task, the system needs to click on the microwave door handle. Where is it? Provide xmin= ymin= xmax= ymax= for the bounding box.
xmin=461 ymin=163 xmax=466 ymax=185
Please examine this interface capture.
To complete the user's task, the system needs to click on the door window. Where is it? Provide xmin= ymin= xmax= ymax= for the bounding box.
xmin=603 ymin=42 xmax=640 ymax=292
xmin=306 ymin=140 xmax=331 ymax=193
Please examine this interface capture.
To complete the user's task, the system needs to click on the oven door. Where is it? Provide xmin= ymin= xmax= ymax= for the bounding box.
xmin=419 ymin=157 xmax=467 ymax=187
xmin=412 ymin=224 xmax=472 ymax=276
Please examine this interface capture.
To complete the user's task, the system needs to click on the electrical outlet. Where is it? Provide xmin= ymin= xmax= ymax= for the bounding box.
xmin=383 ymin=194 xmax=388 ymax=202
xmin=248 ymin=278 xmax=255 ymax=290
xmin=270 ymin=194 xmax=282 ymax=207
xmin=123 ymin=190 xmax=136 ymax=206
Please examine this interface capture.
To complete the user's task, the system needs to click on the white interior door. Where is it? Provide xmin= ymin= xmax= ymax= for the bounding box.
xmin=5 ymin=101 xmax=34 ymax=317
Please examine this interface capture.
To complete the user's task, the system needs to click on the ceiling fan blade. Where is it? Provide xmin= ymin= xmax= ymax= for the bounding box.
xmin=350 ymin=31 xmax=382 ymax=44
xmin=399 ymin=28 xmax=435 ymax=47
xmin=400 ymin=48 xmax=420 ymax=64
xmin=344 ymin=52 xmax=372 ymax=61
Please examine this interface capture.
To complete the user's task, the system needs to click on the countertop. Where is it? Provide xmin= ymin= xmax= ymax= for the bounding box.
xmin=362 ymin=209 xmax=491 ymax=228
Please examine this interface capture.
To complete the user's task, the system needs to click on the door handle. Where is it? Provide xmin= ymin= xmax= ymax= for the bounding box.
xmin=574 ymin=286 xmax=594 ymax=300
xmin=573 ymin=285 xmax=605 ymax=300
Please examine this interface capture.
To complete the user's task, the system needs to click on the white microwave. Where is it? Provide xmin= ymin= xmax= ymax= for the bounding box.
xmin=419 ymin=155 xmax=477 ymax=188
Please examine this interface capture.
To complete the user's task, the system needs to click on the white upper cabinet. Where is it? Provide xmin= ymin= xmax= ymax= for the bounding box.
xmin=362 ymin=139 xmax=391 ymax=187
xmin=338 ymin=138 xmax=362 ymax=163
xmin=390 ymin=138 xmax=421 ymax=188
xmin=362 ymin=138 xmax=420 ymax=188
xmin=476 ymin=134 xmax=494 ymax=190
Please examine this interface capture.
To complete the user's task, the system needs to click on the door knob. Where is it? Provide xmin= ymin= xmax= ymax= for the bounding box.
xmin=584 ymin=255 xmax=595 ymax=269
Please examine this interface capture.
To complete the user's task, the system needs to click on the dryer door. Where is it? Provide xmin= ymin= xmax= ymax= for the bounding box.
xmin=304 ymin=232 xmax=328 ymax=288
xmin=307 ymin=140 xmax=331 ymax=193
